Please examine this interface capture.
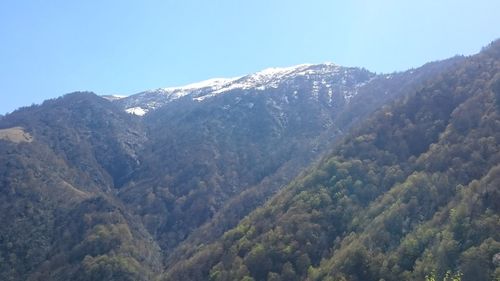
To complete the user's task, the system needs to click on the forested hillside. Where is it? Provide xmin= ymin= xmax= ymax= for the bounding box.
xmin=0 ymin=94 xmax=162 ymax=280
xmin=0 ymin=40 xmax=498 ymax=281
xmin=164 ymin=41 xmax=500 ymax=281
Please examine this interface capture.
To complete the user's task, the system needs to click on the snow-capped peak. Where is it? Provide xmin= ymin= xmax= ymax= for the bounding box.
xmin=209 ymin=64 xmax=316 ymax=95
xmin=250 ymin=64 xmax=313 ymax=80
xmin=120 ymin=62 xmax=371 ymax=115
xmin=162 ymin=77 xmax=240 ymax=92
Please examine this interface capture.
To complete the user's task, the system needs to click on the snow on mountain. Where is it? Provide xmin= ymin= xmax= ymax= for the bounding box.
xmin=125 ymin=106 xmax=147 ymax=116
xmin=162 ymin=77 xmax=240 ymax=92
xmin=117 ymin=63 xmax=375 ymax=116
xmin=101 ymin=94 xmax=127 ymax=101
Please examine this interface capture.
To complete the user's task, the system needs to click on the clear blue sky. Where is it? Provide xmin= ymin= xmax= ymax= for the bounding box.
xmin=1 ymin=0 xmax=499 ymax=114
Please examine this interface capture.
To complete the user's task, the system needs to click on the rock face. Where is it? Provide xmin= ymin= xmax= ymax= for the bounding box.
xmin=0 ymin=44 xmax=481 ymax=281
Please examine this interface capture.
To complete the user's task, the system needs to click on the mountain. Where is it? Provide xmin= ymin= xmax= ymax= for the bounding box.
xmin=111 ymin=60 xmax=463 ymax=259
xmin=114 ymin=63 xmax=372 ymax=116
xmin=163 ymin=41 xmax=500 ymax=281
xmin=0 ymin=40 xmax=497 ymax=281
xmin=0 ymin=93 xmax=162 ymax=280
xmin=115 ymin=64 xmax=377 ymax=253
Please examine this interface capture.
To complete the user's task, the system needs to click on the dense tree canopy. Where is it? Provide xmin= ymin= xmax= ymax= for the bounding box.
xmin=0 ymin=40 xmax=498 ymax=281
xmin=164 ymin=40 xmax=500 ymax=281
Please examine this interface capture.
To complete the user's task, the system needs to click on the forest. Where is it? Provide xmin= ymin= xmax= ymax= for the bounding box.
xmin=164 ymin=40 xmax=500 ymax=281
xmin=0 ymin=40 xmax=498 ymax=281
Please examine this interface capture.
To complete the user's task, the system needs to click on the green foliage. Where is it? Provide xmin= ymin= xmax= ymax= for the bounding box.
xmin=164 ymin=40 xmax=500 ymax=281
xmin=1 ymin=40 xmax=499 ymax=281
xmin=0 ymin=93 xmax=161 ymax=281
xmin=76 ymin=255 xmax=143 ymax=281
xmin=425 ymin=270 xmax=463 ymax=281
xmin=491 ymin=73 xmax=500 ymax=109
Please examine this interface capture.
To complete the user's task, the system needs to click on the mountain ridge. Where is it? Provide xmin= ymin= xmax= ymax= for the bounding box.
xmin=113 ymin=63 xmax=374 ymax=116
xmin=162 ymin=39 xmax=500 ymax=281
xmin=1 ymin=41 xmax=497 ymax=281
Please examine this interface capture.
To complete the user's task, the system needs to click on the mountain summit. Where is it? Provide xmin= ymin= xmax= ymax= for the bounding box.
xmin=114 ymin=63 xmax=373 ymax=116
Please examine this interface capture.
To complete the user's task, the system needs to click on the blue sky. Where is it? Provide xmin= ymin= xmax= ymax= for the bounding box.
xmin=1 ymin=0 xmax=499 ymax=114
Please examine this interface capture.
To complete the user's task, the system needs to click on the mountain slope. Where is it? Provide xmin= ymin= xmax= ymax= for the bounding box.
xmin=159 ymin=56 xmax=466 ymax=267
xmin=112 ymin=60 xmax=464 ymax=263
xmin=163 ymin=41 xmax=500 ymax=281
xmin=116 ymin=65 xmax=375 ymax=253
xmin=0 ymin=48 xmax=481 ymax=281
xmin=0 ymin=93 xmax=162 ymax=281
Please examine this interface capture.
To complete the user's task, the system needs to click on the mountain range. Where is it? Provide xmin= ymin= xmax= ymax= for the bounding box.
xmin=0 ymin=40 xmax=498 ymax=281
